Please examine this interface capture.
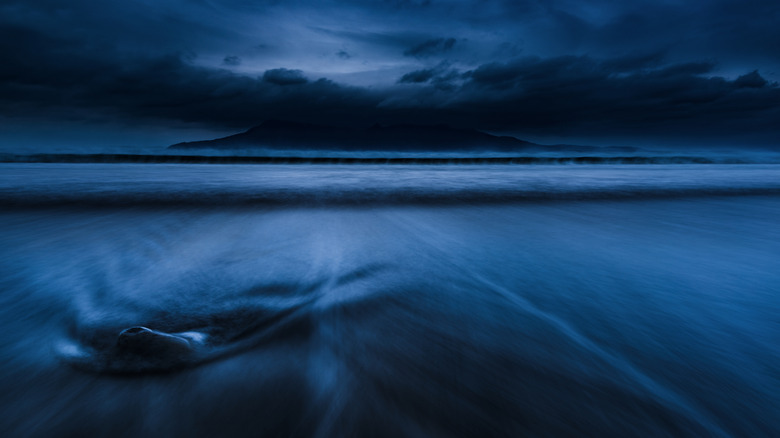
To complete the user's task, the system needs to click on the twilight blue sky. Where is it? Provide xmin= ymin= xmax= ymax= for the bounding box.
xmin=1 ymin=0 xmax=779 ymax=151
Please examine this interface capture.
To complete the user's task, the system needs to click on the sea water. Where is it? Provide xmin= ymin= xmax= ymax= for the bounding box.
xmin=0 ymin=163 xmax=778 ymax=437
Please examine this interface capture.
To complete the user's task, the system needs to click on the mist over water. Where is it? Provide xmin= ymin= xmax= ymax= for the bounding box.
xmin=1 ymin=164 xmax=779 ymax=437
xmin=2 ymin=163 xmax=780 ymax=206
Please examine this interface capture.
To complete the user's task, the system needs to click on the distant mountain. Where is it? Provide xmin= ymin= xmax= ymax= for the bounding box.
xmin=169 ymin=120 xmax=538 ymax=152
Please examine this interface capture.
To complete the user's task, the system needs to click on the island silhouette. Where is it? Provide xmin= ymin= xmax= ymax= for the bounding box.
xmin=169 ymin=120 xmax=543 ymax=152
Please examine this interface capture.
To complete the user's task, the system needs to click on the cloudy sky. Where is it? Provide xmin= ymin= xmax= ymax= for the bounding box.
xmin=1 ymin=0 xmax=779 ymax=151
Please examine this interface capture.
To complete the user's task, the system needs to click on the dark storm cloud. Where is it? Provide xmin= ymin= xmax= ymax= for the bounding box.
xmin=398 ymin=63 xmax=463 ymax=91
xmin=5 ymin=19 xmax=777 ymax=144
xmin=404 ymin=38 xmax=457 ymax=57
xmin=0 ymin=23 xmax=378 ymax=128
xmin=589 ymin=0 xmax=780 ymax=62
xmin=223 ymin=56 xmax=242 ymax=66
xmin=656 ymin=62 xmax=717 ymax=77
xmin=262 ymin=68 xmax=308 ymax=85
xmin=1 ymin=0 xmax=780 ymax=147
xmin=399 ymin=69 xmax=436 ymax=84
xmin=735 ymin=71 xmax=768 ymax=89
xmin=448 ymin=55 xmax=780 ymax=140
xmin=601 ymin=51 xmax=666 ymax=73
xmin=312 ymin=27 xmax=433 ymax=55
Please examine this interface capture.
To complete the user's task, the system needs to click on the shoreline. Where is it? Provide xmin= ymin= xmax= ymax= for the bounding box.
xmin=0 ymin=153 xmax=758 ymax=165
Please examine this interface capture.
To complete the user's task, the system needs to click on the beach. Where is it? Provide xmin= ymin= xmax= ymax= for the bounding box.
xmin=1 ymin=163 xmax=778 ymax=436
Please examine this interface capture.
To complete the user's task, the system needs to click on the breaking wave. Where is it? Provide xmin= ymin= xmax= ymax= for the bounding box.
xmin=1 ymin=163 xmax=779 ymax=207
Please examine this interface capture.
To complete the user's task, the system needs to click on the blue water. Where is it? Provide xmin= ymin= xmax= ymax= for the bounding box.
xmin=0 ymin=164 xmax=779 ymax=436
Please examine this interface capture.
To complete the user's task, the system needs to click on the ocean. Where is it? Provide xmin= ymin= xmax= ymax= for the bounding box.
xmin=1 ymin=162 xmax=779 ymax=437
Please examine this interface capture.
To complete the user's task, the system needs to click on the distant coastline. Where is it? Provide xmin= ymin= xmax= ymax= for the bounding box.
xmin=167 ymin=120 xmax=643 ymax=155
xmin=168 ymin=120 xmax=539 ymax=152
xmin=0 ymin=153 xmax=751 ymax=165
